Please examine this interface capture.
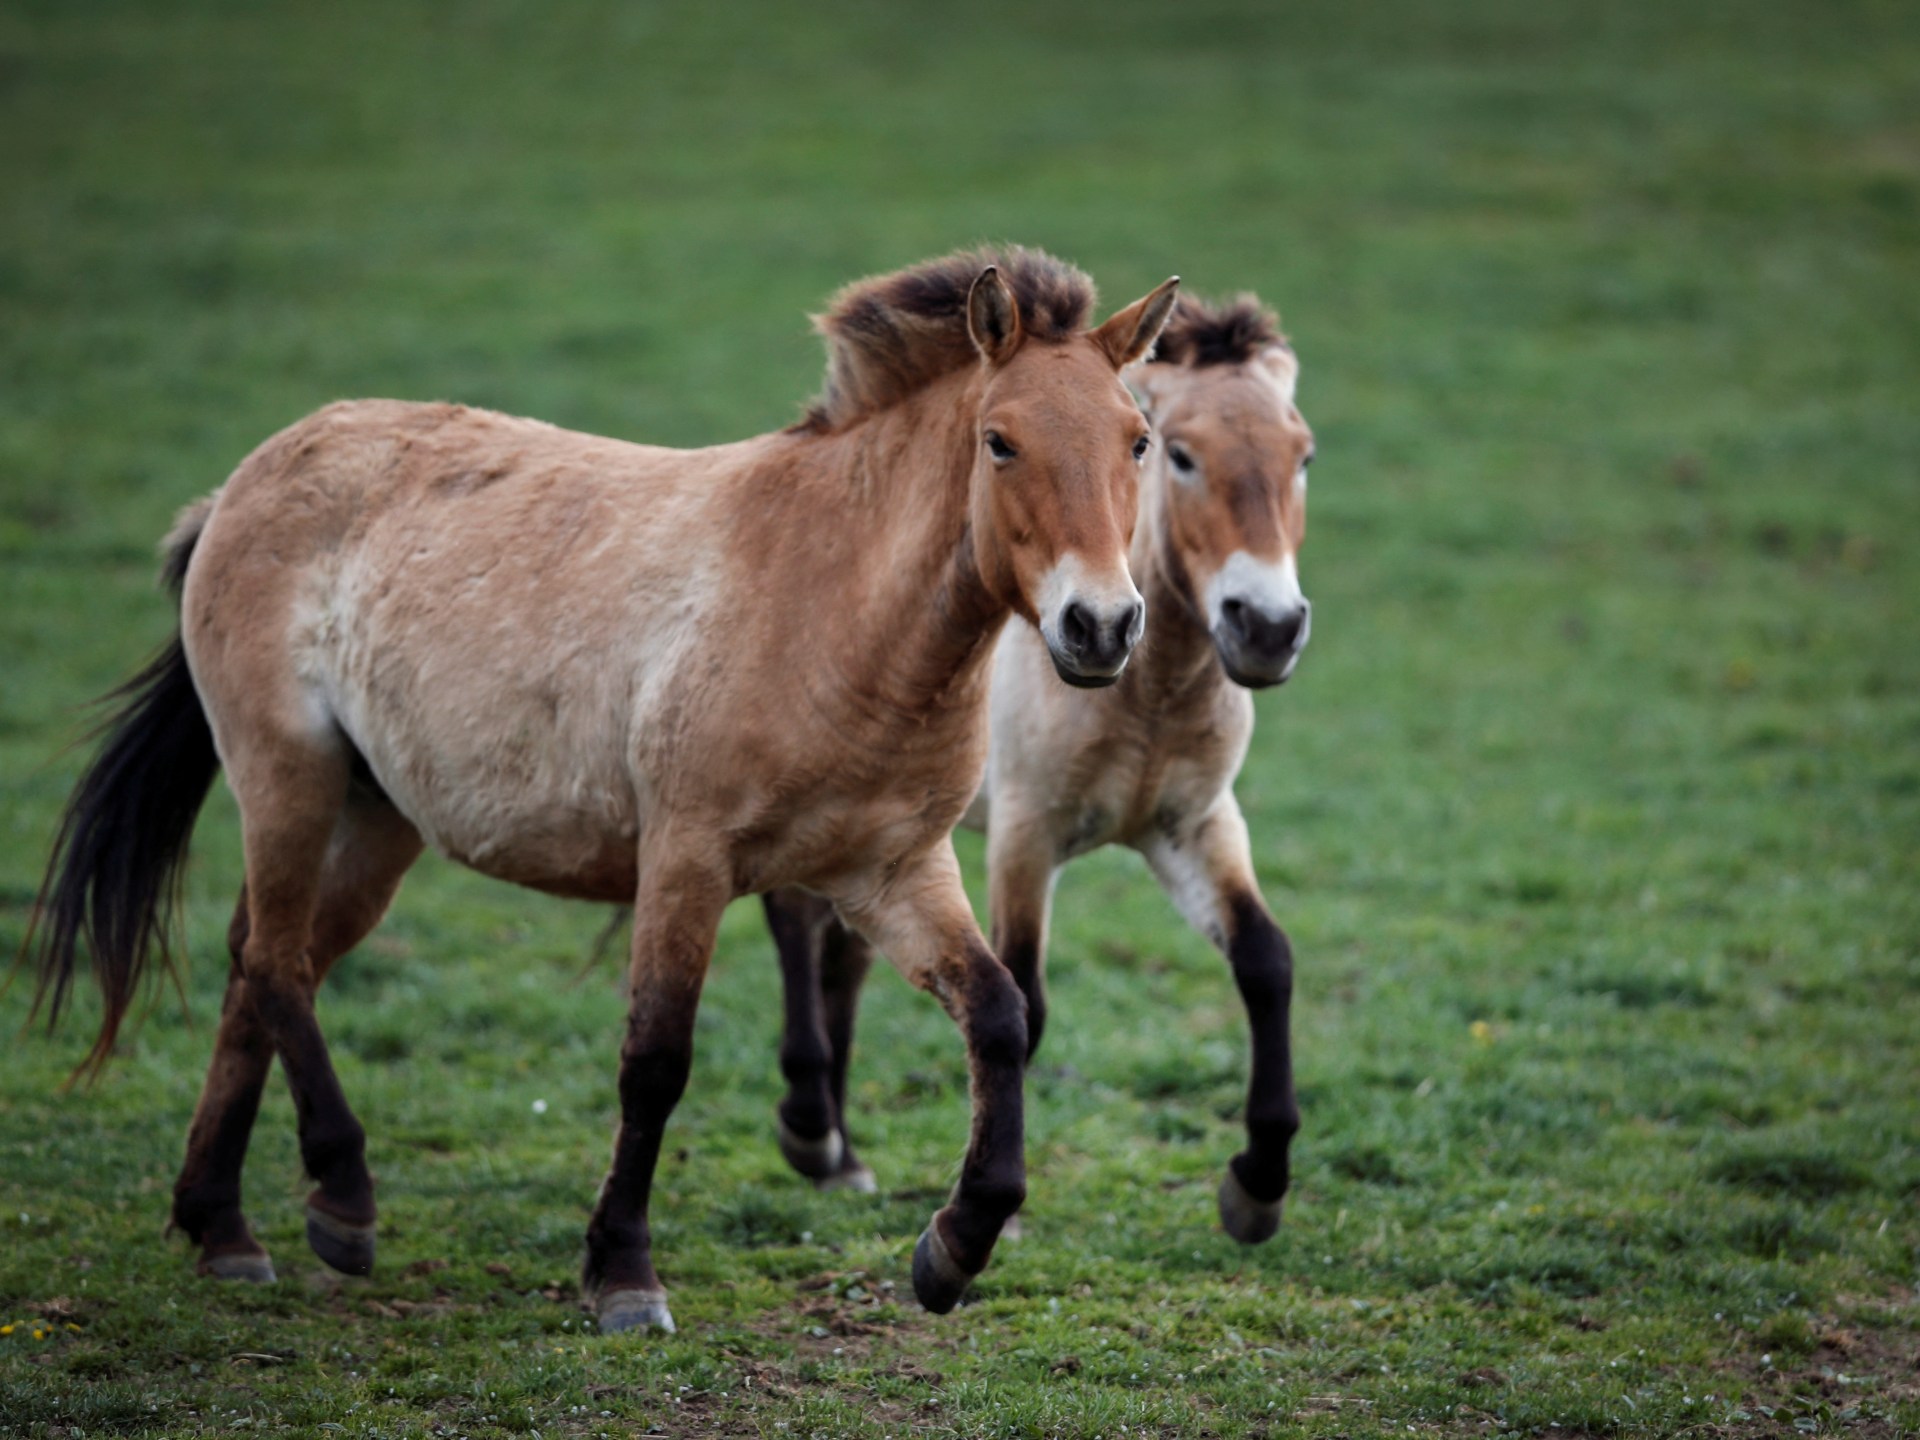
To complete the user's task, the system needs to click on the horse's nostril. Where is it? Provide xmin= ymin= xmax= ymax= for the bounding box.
xmin=1119 ymin=600 xmax=1144 ymax=647
xmin=1272 ymin=608 xmax=1305 ymax=651
xmin=1061 ymin=601 xmax=1094 ymax=651
xmin=1221 ymin=597 xmax=1249 ymax=633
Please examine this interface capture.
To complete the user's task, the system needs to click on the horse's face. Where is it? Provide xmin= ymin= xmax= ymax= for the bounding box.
xmin=967 ymin=269 xmax=1179 ymax=688
xmin=1135 ymin=346 xmax=1313 ymax=688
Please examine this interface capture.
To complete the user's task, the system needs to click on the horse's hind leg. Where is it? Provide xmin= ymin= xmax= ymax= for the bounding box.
xmin=768 ymin=891 xmax=841 ymax=1176
xmin=172 ymin=792 xmax=422 ymax=1281
xmin=169 ymin=892 xmax=277 ymax=1281
xmin=815 ymin=918 xmax=877 ymax=1190
xmin=207 ymin=725 xmax=414 ymax=1276
xmin=767 ymin=891 xmax=877 ymax=1192
xmin=1141 ymin=795 xmax=1298 ymax=1245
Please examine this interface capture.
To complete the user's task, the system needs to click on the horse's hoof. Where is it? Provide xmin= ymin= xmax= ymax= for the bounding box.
xmin=597 ymin=1287 xmax=676 ymax=1335
xmin=1217 ymin=1166 xmax=1283 ymax=1246
xmin=815 ymin=1161 xmax=878 ymax=1195
xmin=911 ymin=1221 xmax=976 ymax=1314
xmin=305 ymin=1205 xmax=376 ymax=1277
xmin=776 ymin=1114 xmax=845 ymax=1180
xmin=201 ymin=1249 xmax=277 ymax=1284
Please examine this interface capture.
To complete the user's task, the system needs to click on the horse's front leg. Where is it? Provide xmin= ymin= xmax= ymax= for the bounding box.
xmin=985 ymin=809 xmax=1059 ymax=1061
xmin=583 ymin=843 xmax=731 ymax=1335
xmin=839 ymin=844 xmax=1028 ymax=1313
xmin=1141 ymin=794 xmax=1298 ymax=1245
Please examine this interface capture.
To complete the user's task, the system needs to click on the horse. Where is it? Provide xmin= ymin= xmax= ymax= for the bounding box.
xmin=24 ymin=247 xmax=1179 ymax=1334
xmin=764 ymin=294 xmax=1313 ymax=1246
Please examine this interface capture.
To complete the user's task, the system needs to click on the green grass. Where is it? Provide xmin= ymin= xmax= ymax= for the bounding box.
xmin=3 ymin=1 xmax=1918 ymax=1436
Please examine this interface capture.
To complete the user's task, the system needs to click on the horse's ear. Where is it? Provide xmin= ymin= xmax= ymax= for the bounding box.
xmin=1093 ymin=276 xmax=1180 ymax=369
xmin=967 ymin=266 xmax=1024 ymax=364
xmin=1257 ymin=343 xmax=1299 ymax=403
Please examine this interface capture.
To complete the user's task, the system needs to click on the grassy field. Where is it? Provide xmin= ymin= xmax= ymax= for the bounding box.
xmin=3 ymin=1 xmax=1918 ymax=1436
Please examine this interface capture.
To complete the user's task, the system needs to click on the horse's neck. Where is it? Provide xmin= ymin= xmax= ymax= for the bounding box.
xmin=1124 ymin=470 xmax=1226 ymax=703
xmin=811 ymin=373 xmax=1007 ymax=722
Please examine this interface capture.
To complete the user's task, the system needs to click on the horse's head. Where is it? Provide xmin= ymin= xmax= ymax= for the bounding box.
xmin=1132 ymin=298 xmax=1312 ymax=689
xmin=967 ymin=266 xmax=1179 ymax=687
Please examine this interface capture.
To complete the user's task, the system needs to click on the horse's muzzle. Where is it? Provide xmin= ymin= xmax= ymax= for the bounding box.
xmin=1047 ymin=597 xmax=1144 ymax=688
xmin=1214 ymin=597 xmax=1310 ymax=689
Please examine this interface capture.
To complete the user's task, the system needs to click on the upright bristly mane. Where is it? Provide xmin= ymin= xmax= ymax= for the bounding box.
xmin=800 ymin=246 xmax=1097 ymax=432
xmin=1152 ymin=294 xmax=1287 ymax=368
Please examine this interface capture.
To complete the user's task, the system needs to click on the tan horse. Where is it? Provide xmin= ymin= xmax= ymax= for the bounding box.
xmin=25 ymin=248 xmax=1178 ymax=1333
xmin=767 ymin=295 xmax=1312 ymax=1244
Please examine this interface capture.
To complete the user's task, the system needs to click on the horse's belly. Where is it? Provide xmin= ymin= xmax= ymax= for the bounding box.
xmin=359 ymin=716 xmax=643 ymax=897
xmin=320 ymin=620 xmax=650 ymax=900
xmin=429 ymin=782 xmax=640 ymax=900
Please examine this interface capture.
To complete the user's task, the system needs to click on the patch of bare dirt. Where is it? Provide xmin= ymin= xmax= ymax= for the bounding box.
xmin=1708 ymin=1303 xmax=1920 ymax=1438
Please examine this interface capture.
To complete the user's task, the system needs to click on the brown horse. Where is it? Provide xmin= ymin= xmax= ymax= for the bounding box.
xmin=25 ymin=247 xmax=1178 ymax=1333
xmin=766 ymin=295 xmax=1312 ymax=1244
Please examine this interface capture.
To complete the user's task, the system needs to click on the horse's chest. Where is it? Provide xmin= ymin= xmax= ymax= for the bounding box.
xmin=1067 ymin=756 xmax=1179 ymax=855
xmin=1059 ymin=713 xmax=1242 ymax=858
xmin=728 ymin=711 xmax=988 ymax=890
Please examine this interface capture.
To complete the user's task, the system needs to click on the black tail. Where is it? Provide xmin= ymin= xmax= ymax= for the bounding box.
xmin=22 ymin=501 xmax=221 ymax=1079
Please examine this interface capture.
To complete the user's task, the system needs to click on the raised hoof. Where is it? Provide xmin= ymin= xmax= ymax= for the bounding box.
xmin=200 ymin=1250 xmax=277 ymax=1284
xmin=1217 ymin=1166 xmax=1283 ymax=1246
xmin=911 ymin=1221 xmax=976 ymax=1315
xmin=815 ymin=1161 xmax=878 ymax=1195
xmin=597 ymin=1287 xmax=676 ymax=1335
xmin=305 ymin=1205 xmax=376 ymax=1277
xmin=776 ymin=1114 xmax=846 ymax=1180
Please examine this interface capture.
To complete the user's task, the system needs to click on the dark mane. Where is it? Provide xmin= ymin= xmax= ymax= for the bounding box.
xmin=1153 ymin=293 xmax=1286 ymax=369
xmin=799 ymin=246 xmax=1097 ymax=432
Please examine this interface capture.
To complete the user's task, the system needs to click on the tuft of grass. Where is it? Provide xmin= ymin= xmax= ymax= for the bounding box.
xmin=1570 ymin=966 xmax=1719 ymax=1010
xmin=1707 ymin=1147 xmax=1876 ymax=1199
xmin=1724 ymin=1205 xmax=1839 ymax=1262
xmin=1327 ymin=1144 xmax=1414 ymax=1187
xmin=1755 ymin=1309 xmax=1819 ymax=1357
xmin=712 ymin=1187 xmax=815 ymax=1250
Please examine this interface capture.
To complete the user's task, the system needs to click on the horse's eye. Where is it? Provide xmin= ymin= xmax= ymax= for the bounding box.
xmin=1168 ymin=442 xmax=1196 ymax=475
xmin=985 ymin=431 xmax=1017 ymax=462
xmin=1131 ymin=434 xmax=1151 ymax=463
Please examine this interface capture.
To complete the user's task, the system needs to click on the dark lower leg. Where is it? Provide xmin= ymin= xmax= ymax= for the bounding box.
xmin=1223 ymin=893 xmax=1298 ymax=1204
xmin=991 ymin=920 xmax=1047 ymax=1062
xmin=768 ymin=890 xmax=839 ymax=1154
xmin=816 ymin=921 xmax=874 ymax=1165
xmin=583 ymin=864 xmax=723 ymax=1323
xmin=582 ymin=1004 xmax=696 ymax=1301
xmin=933 ymin=943 xmax=1029 ymax=1273
xmin=252 ymin=971 xmax=375 ymax=1230
xmin=986 ymin=833 xmax=1053 ymax=1065
xmin=172 ymin=957 xmax=275 ymax=1263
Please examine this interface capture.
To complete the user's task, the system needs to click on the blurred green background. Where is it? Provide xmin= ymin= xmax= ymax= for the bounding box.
xmin=2 ymin=2 xmax=1916 ymax=1437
